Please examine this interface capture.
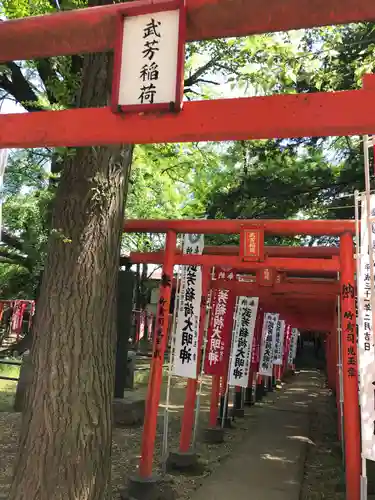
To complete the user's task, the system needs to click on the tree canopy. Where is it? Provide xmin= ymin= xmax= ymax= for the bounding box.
xmin=0 ymin=1 xmax=374 ymax=291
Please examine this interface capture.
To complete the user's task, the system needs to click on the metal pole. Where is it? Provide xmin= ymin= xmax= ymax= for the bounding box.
xmin=0 ymin=149 xmax=9 ymax=244
xmin=192 ymin=282 xmax=213 ymax=446
xmin=162 ymin=263 xmax=181 ymax=467
xmin=355 ymin=189 xmax=368 ymax=500
xmin=222 ymin=297 xmax=239 ymax=428
xmin=337 ymin=291 xmax=344 ymax=461
xmin=363 ymin=135 xmax=375 ymax=337
xmin=179 ymin=266 xmax=210 ymax=452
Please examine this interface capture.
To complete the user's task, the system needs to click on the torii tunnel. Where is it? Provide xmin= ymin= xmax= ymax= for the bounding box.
xmin=123 ymin=217 xmax=359 ymax=500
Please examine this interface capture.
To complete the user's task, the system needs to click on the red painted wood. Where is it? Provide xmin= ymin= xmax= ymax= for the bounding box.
xmin=211 ymin=280 xmax=339 ymax=296
xmin=126 ymin=253 xmax=341 ymax=272
xmin=0 ymin=0 xmax=374 ymax=61
xmin=124 ymin=218 xmax=355 ymax=236
xmin=339 ymin=232 xmax=360 ymax=500
xmin=2 ymin=89 xmax=375 ymax=148
xmin=199 ymin=245 xmax=340 ymax=258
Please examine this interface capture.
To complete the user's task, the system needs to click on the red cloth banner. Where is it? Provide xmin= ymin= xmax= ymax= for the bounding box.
xmin=204 ymin=267 xmax=236 ymax=376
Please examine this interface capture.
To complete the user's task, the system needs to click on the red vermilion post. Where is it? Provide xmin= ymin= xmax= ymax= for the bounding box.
xmin=179 ymin=266 xmax=210 ymax=452
xmin=139 ymin=230 xmax=177 ymax=478
xmin=333 ymin=325 xmax=342 ymax=442
xmin=340 ymin=232 xmax=360 ymax=500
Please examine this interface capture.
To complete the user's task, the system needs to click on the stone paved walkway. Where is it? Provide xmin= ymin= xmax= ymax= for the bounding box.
xmin=190 ymin=366 xmax=322 ymax=500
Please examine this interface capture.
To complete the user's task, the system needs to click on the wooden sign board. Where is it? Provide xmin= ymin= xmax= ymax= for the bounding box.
xmin=257 ymin=267 xmax=275 ymax=287
xmin=240 ymin=228 xmax=264 ymax=262
xmin=112 ymin=0 xmax=186 ymax=114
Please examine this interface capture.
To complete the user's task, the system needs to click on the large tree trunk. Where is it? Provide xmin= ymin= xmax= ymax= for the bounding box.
xmin=8 ymin=39 xmax=134 ymax=500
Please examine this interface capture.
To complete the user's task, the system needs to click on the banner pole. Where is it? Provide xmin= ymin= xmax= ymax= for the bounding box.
xmin=192 ymin=274 xmax=213 ymax=447
xmin=222 ymin=297 xmax=238 ymax=428
xmin=162 ymin=262 xmax=181 ymax=469
xmin=363 ymin=136 xmax=375 ymax=338
xmin=0 ymin=149 xmax=9 ymax=244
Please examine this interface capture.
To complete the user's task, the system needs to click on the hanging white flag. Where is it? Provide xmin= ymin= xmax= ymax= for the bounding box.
xmin=358 ymin=194 xmax=375 ymax=461
xmin=0 ymin=149 xmax=8 ymax=177
xmin=258 ymin=312 xmax=279 ymax=377
xmin=173 ymin=233 xmax=204 ymax=379
xmin=288 ymin=328 xmax=299 ymax=365
xmin=228 ymin=296 xmax=259 ymax=388
xmin=273 ymin=319 xmax=286 ymax=366
xmin=0 ymin=149 xmax=9 ymax=244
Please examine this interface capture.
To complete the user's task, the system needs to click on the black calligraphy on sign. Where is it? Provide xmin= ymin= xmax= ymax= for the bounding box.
xmin=362 ymin=264 xmax=372 ymax=353
xmin=233 ymin=302 xmax=252 ymax=380
xmin=153 ymin=286 xmax=169 ymax=359
xmin=208 ymin=289 xmax=229 ymax=366
xmin=342 ymin=281 xmax=357 ymax=378
xmin=138 ymin=18 xmax=162 ymax=104
xmin=179 ymin=243 xmax=200 ymax=365
xmin=261 ymin=315 xmax=276 ymax=373
xmin=273 ymin=321 xmax=282 ymax=363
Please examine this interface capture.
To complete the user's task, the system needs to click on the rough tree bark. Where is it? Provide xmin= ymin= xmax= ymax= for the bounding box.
xmin=8 ymin=16 xmax=134 ymax=500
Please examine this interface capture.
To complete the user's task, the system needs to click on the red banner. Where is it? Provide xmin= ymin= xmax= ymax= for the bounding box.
xmin=204 ymin=268 xmax=236 ymax=376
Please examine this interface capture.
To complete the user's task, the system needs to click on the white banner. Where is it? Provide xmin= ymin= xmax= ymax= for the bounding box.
xmin=288 ymin=328 xmax=299 ymax=365
xmin=0 ymin=149 xmax=8 ymax=243
xmin=358 ymin=194 xmax=375 ymax=461
xmin=258 ymin=313 xmax=279 ymax=377
xmin=273 ymin=319 xmax=286 ymax=366
xmin=228 ymin=296 xmax=259 ymax=388
xmin=173 ymin=234 xmax=204 ymax=379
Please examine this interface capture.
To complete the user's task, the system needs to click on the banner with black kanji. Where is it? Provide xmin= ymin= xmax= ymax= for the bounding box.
xmin=273 ymin=319 xmax=286 ymax=366
xmin=358 ymin=194 xmax=375 ymax=461
xmin=228 ymin=296 xmax=259 ymax=388
xmin=173 ymin=233 xmax=204 ymax=379
xmin=258 ymin=312 xmax=279 ymax=377
xmin=287 ymin=328 xmax=299 ymax=366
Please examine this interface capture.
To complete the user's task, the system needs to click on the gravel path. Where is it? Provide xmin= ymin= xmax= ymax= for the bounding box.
xmin=0 ymin=360 xmax=345 ymax=499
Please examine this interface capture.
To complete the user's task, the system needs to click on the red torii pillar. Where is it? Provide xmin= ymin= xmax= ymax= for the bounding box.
xmin=138 ymin=230 xmax=177 ymax=478
xmin=340 ymin=232 xmax=360 ymax=500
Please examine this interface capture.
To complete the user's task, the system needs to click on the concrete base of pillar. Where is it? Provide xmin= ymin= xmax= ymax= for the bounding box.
xmin=125 ymin=476 xmax=175 ymax=500
xmin=166 ymin=451 xmax=200 ymax=473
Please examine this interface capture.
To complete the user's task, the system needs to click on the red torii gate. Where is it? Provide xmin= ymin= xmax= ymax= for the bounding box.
xmin=1 ymin=2 xmax=375 ymax=148
xmin=123 ymin=218 xmax=359 ymax=500
xmin=0 ymin=1 xmax=369 ymax=498
xmin=129 ymin=238 xmax=338 ymax=468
